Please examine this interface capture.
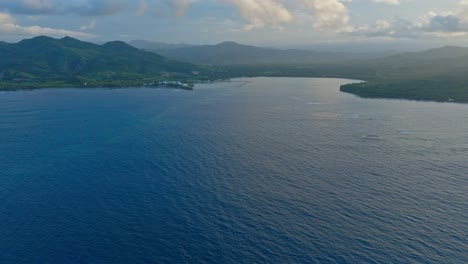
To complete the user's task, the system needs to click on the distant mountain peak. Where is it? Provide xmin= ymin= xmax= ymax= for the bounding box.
xmin=214 ymin=41 xmax=254 ymax=48
xmin=19 ymin=35 xmax=55 ymax=44
xmin=217 ymin=41 xmax=240 ymax=46
xmin=18 ymin=36 xmax=89 ymax=47
xmin=104 ymin=40 xmax=128 ymax=45
xmin=61 ymin=36 xmax=77 ymax=41
xmin=59 ymin=36 xmax=87 ymax=45
xmin=102 ymin=40 xmax=137 ymax=50
xmin=31 ymin=35 xmax=55 ymax=40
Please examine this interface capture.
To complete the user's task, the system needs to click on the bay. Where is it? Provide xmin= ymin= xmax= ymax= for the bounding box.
xmin=0 ymin=77 xmax=467 ymax=263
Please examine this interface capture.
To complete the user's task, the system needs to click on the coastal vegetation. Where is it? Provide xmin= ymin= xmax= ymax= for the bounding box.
xmin=141 ymin=41 xmax=468 ymax=103
xmin=0 ymin=36 xmax=206 ymax=90
xmin=2 ymin=36 xmax=468 ymax=103
xmin=340 ymin=80 xmax=468 ymax=103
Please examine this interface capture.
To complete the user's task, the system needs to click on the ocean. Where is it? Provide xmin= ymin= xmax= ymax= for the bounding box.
xmin=0 ymin=77 xmax=467 ymax=263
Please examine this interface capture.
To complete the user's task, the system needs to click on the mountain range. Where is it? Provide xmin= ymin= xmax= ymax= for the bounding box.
xmin=141 ymin=41 xmax=397 ymax=66
xmin=337 ymin=46 xmax=468 ymax=102
xmin=2 ymin=36 xmax=468 ymax=102
xmin=0 ymin=36 xmax=199 ymax=88
xmin=132 ymin=40 xmax=468 ymax=102
xmin=126 ymin=40 xmax=468 ymax=82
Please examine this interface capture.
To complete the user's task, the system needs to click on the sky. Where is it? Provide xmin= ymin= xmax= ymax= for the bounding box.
xmin=1 ymin=0 xmax=468 ymax=50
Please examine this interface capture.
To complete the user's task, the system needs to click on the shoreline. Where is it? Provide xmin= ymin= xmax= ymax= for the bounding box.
xmin=340 ymin=80 xmax=467 ymax=104
xmin=2 ymin=77 xmax=467 ymax=105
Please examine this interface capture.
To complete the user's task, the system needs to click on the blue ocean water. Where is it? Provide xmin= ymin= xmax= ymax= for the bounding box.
xmin=0 ymin=77 xmax=467 ymax=263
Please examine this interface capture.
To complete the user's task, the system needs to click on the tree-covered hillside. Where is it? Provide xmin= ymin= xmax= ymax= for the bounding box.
xmin=0 ymin=36 xmax=200 ymax=88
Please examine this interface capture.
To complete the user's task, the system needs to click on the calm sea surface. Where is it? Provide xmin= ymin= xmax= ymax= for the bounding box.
xmin=0 ymin=77 xmax=467 ymax=263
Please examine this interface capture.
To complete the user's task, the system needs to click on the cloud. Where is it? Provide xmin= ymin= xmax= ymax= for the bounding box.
xmin=352 ymin=0 xmax=468 ymax=38
xmin=373 ymin=0 xmax=400 ymax=5
xmin=0 ymin=0 xmax=353 ymax=32
xmin=225 ymin=0 xmax=293 ymax=30
xmin=79 ymin=20 xmax=95 ymax=30
xmin=0 ymin=12 xmax=95 ymax=38
xmin=300 ymin=0 xmax=351 ymax=31
xmin=0 ymin=11 xmax=13 ymax=23
xmin=219 ymin=0 xmax=352 ymax=31
xmin=353 ymin=19 xmax=409 ymax=38
xmin=151 ymin=0 xmax=354 ymax=32
xmin=352 ymin=16 xmax=468 ymax=39
xmin=419 ymin=13 xmax=462 ymax=32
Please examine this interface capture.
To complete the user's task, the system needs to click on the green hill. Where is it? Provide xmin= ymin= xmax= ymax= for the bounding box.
xmin=197 ymin=44 xmax=468 ymax=103
xmin=339 ymin=46 xmax=468 ymax=102
xmin=3 ymin=36 xmax=468 ymax=103
xmin=175 ymin=43 xmax=468 ymax=103
xmin=0 ymin=36 xmax=200 ymax=89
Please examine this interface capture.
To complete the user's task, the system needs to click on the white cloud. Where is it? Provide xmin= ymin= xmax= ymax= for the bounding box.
xmin=0 ymin=12 xmax=95 ymax=38
xmin=373 ymin=0 xmax=400 ymax=5
xmin=0 ymin=0 xmax=350 ymax=33
xmin=225 ymin=0 xmax=293 ymax=30
xmin=0 ymin=12 xmax=14 ymax=24
xmin=218 ymin=0 xmax=353 ymax=31
xmin=300 ymin=0 xmax=351 ymax=31
xmin=352 ymin=0 xmax=468 ymax=38
xmin=6 ymin=0 xmax=468 ymax=41
xmin=135 ymin=0 xmax=336 ymax=31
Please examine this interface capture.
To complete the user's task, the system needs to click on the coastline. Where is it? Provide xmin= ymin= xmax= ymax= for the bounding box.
xmin=0 ymin=77 xmax=241 ymax=91
xmin=340 ymin=80 xmax=468 ymax=103
xmin=2 ymin=76 xmax=467 ymax=105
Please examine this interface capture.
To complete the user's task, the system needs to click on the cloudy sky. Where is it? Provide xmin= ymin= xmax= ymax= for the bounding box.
xmin=1 ymin=0 xmax=468 ymax=49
